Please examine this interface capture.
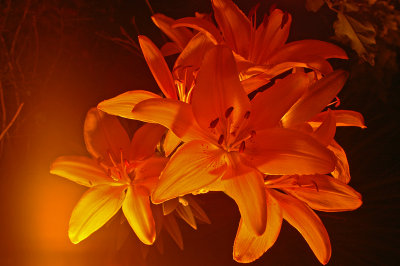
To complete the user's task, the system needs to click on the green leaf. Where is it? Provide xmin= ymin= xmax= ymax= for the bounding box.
xmin=333 ymin=12 xmax=376 ymax=65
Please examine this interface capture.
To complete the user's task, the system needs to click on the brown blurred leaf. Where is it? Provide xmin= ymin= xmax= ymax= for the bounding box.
xmin=334 ymin=11 xmax=376 ymax=65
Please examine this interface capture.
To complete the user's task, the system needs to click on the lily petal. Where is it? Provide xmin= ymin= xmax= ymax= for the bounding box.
xmin=309 ymin=110 xmax=366 ymax=129
xmin=192 ymin=45 xmax=250 ymax=135
xmin=284 ymin=174 xmax=362 ymax=212
xmin=138 ymin=35 xmax=177 ymax=99
xmin=186 ymin=195 xmax=211 ymax=224
xmin=282 ymin=70 xmax=349 ymax=127
xmin=233 ymin=189 xmax=282 ymax=263
xmin=329 ymin=140 xmax=351 ymax=184
xmin=84 ymin=108 xmax=130 ymax=165
xmin=223 ymin=154 xmax=267 ymax=235
xmin=97 ymin=90 xmax=161 ymax=120
xmin=312 ymin=109 xmax=336 ymax=147
xmin=249 ymin=73 xmax=310 ymax=131
xmin=134 ymin=156 xmax=169 ymax=192
xmin=268 ymin=40 xmax=348 ymax=66
xmin=270 ymin=190 xmax=331 ymax=265
xmin=152 ymin=14 xmax=193 ymax=50
xmin=130 ymin=123 xmax=166 ymax=161
xmin=163 ymin=130 xmax=182 ymax=157
xmin=163 ymin=214 xmax=184 ymax=250
xmin=50 ymin=156 xmax=114 ymax=187
xmin=176 ymin=204 xmax=197 ymax=230
xmin=131 ymin=98 xmax=208 ymax=142
xmin=152 ymin=140 xmax=227 ymax=203
xmin=69 ymin=185 xmax=126 ymax=244
xmin=244 ymin=128 xmax=335 ymax=175
xmin=122 ymin=185 xmax=156 ymax=245
xmin=212 ymin=0 xmax=252 ymax=58
xmin=173 ymin=17 xmax=223 ymax=44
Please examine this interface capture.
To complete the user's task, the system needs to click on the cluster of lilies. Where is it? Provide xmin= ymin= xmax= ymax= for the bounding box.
xmin=50 ymin=0 xmax=365 ymax=264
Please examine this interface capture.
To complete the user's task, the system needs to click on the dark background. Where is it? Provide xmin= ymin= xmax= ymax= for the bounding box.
xmin=0 ymin=0 xmax=399 ymax=265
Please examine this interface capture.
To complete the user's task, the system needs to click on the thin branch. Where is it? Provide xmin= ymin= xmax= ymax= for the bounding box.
xmin=0 ymin=103 xmax=24 ymax=141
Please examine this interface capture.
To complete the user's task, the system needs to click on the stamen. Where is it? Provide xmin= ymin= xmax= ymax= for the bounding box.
xmin=209 ymin=118 xmax=219 ymax=128
xmin=239 ymin=141 xmax=246 ymax=153
xmin=244 ymin=111 xmax=251 ymax=119
xmin=108 ymin=150 xmax=118 ymax=168
xmin=281 ymin=12 xmax=289 ymax=29
xmin=225 ymin=106 xmax=234 ymax=118
xmin=218 ymin=134 xmax=224 ymax=145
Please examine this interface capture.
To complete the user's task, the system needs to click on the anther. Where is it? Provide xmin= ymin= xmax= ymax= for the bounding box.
xmin=244 ymin=111 xmax=251 ymax=119
xmin=239 ymin=141 xmax=246 ymax=153
xmin=281 ymin=12 xmax=289 ymax=29
xmin=209 ymin=118 xmax=219 ymax=128
xmin=218 ymin=134 xmax=224 ymax=145
xmin=225 ymin=106 xmax=234 ymax=118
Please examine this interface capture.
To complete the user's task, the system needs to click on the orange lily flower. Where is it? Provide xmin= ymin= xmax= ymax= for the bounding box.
xmin=130 ymin=45 xmax=336 ymax=236
xmin=50 ymin=108 xmax=168 ymax=245
xmin=173 ymin=0 xmax=348 ymax=93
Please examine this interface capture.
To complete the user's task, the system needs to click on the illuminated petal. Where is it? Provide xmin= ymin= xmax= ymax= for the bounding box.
xmin=244 ymin=128 xmax=335 ymax=175
xmin=282 ymin=70 xmax=348 ymax=127
xmin=152 ymin=140 xmax=227 ymax=203
xmin=50 ymin=156 xmax=114 ymax=187
xmin=130 ymin=123 xmax=166 ymax=161
xmin=240 ymin=75 xmax=270 ymax=94
xmin=284 ymin=175 xmax=362 ymax=212
xmin=152 ymin=14 xmax=193 ymax=50
xmin=163 ymin=130 xmax=182 ymax=157
xmin=268 ymin=40 xmax=348 ymax=66
xmin=176 ymin=204 xmax=197 ymax=230
xmin=132 ymin=98 xmax=208 ymax=142
xmin=69 ymin=185 xmax=126 ymax=244
xmin=134 ymin=157 xmax=169 ymax=191
xmin=223 ymin=155 xmax=267 ymax=235
xmin=192 ymin=45 xmax=250 ymax=135
xmin=270 ymin=190 xmax=331 ymax=265
xmin=138 ymin=35 xmax=177 ymax=99
xmin=122 ymin=186 xmax=156 ymax=245
xmin=97 ymin=90 xmax=161 ymax=120
xmin=173 ymin=17 xmax=223 ymax=44
xmin=312 ymin=110 xmax=336 ymax=147
xmin=84 ymin=108 xmax=130 ymax=165
xmin=212 ymin=0 xmax=252 ymax=57
xmin=252 ymin=9 xmax=291 ymax=64
xmin=160 ymin=42 xmax=180 ymax=56
xmin=186 ymin=195 xmax=211 ymax=224
xmin=162 ymin=198 xmax=179 ymax=215
xmin=329 ymin=140 xmax=351 ymax=184
xmin=249 ymin=73 xmax=310 ymax=130
xmin=233 ymin=190 xmax=282 ymax=263
xmin=309 ymin=110 xmax=366 ymax=129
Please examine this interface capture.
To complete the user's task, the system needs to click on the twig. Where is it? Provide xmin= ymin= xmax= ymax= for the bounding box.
xmin=0 ymin=103 xmax=24 ymax=141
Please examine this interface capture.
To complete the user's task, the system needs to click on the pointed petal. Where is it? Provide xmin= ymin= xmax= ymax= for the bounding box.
xmin=212 ymin=0 xmax=252 ymax=57
xmin=186 ymin=195 xmax=211 ymax=224
xmin=282 ymin=70 xmax=349 ymax=127
xmin=84 ymin=108 xmax=130 ymax=165
xmin=312 ymin=109 xmax=336 ymax=146
xmin=163 ymin=214 xmax=184 ymax=250
xmin=160 ymin=42 xmax=181 ymax=56
xmin=284 ymin=174 xmax=362 ymax=212
xmin=173 ymin=17 xmax=223 ymax=44
xmin=97 ymin=90 xmax=161 ymax=120
xmin=176 ymin=204 xmax=197 ymax=230
xmin=252 ymin=9 xmax=291 ymax=64
xmin=244 ymin=128 xmax=335 ymax=175
xmin=139 ymin=35 xmax=177 ymax=99
xmin=249 ymin=73 xmax=310 ymax=130
xmin=268 ymin=40 xmax=348 ymax=66
xmin=122 ymin=186 xmax=156 ymax=245
xmin=192 ymin=45 xmax=250 ymax=135
xmin=270 ymin=190 xmax=331 ymax=265
xmin=152 ymin=14 xmax=193 ymax=50
xmin=223 ymin=156 xmax=267 ymax=235
xmin=132 ymin=98 xmax=208 ymax=142
xmin=50 ymin=156 xmax=114 ymax=187
xmin=130 ymin=123 xmax=166 ymax=161
xmin=69 ymin=185 xmax=126 ymax=244
xmin=233 ymin=190 xmax=282 ymax=263
xmin=329 ymin=140 xmax=351 ymax=184
xmin=163 ymin=130 xmax=182 ymax=157
xmin=152 ymin=140 xmax=227 ymax=203
xmin=309 ymin=110 xmax=366 ymax=129
xmin=162 ymin=198 xmax=179 ymax=215
xmin=134 ymin=157 xmax=169 ymax=192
